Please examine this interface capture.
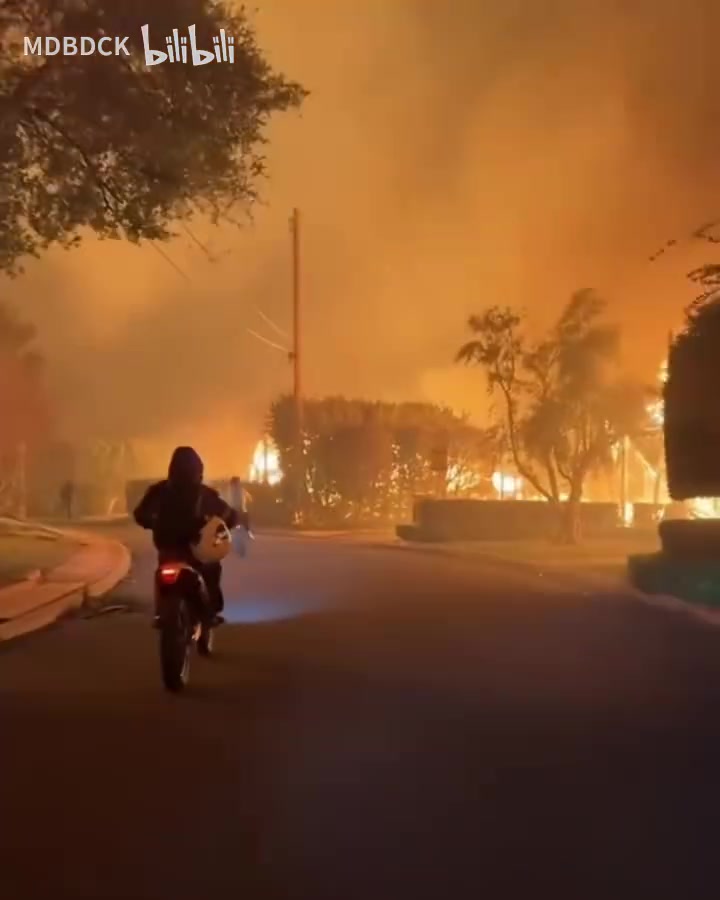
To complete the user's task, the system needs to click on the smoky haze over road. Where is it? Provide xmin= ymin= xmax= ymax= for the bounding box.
xmin=6 ymin=1 xmax=720 ymax=471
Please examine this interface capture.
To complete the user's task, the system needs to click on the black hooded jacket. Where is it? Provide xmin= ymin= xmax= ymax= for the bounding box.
xmin=133 ymin=447 xmax=240 ymax=552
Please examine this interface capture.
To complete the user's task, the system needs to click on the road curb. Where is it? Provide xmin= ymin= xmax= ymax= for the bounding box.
xmin=632 ymin=590 xmax=720 ymax=628
xmin=86 ymin=542 xmax=132 ymax=600
xmin=0 ymin=526 xmax=131 ymax=643
xmin=0 ymin=584 xmax=85 ymax=642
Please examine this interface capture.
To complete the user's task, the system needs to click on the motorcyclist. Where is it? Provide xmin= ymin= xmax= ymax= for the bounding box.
xmin=133 ymin=446 xmax=248 ymax=626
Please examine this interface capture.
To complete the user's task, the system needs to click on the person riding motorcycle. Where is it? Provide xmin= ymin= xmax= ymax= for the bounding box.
xmin=133 ymin=446 xmax=248 ymax=626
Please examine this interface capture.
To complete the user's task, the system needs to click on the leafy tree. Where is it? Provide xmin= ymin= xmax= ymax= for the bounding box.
xmin=445 ymin=422 xmax=500 ymax=498
xmin=457 ymin=290 xmax=647 ymax=542
xmin=328 ymin=421 xmax=394 ymax=520
xmin=650 ymin=220 xmax=720 ymax=499
xmin=0 ymin=0 xmax=306 ymax=273
xmin=268 ymin=396 xmax=494 ymax=525
xmin=654 ymin=222 xmax=720 ymax=304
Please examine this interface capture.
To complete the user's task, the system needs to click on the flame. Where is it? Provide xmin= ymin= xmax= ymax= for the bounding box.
xmin=446 ymin=463 xmax=483 ymax=494
xmin=492 ymin=471 xmax=522 ymax=497
xmin=648 ymin=399 xmax=664 ymax=427
xmin=249 ymin=439 xmax=283 ymax=485
xmin=622 ymin=501 xmax=634 ymax=527
xmin=689 ymin=497 xmax=720 ymax=519
xmin=646 ymin=359 xmax=666 ymax=427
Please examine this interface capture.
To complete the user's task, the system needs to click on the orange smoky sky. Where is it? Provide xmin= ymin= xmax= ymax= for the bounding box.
xmin=4 ymin=0 xmax=720 ymax=475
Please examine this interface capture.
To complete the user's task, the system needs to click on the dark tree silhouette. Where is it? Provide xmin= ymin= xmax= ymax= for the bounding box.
xmin=457 ymin=290 xmax=647 ymax=542
xmin=0 ymin=0 xmax=306 ymax=273
xmin=664 ymin=296 xmax=720 ymax=499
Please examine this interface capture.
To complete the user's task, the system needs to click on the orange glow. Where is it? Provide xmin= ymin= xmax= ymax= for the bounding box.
xmin=492 ymin=471 xmax=522 ymax=497
xmin=249 ymin=439 xmax=282 ymax=485
xmin=647 ymin=360 xmax=667 ymax=427
xmin=622 ymin=502 xmax=634 ymax=527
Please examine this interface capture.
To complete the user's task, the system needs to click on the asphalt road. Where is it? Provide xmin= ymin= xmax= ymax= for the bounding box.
xmin=4 ymin=530 xmax=720 ymax=899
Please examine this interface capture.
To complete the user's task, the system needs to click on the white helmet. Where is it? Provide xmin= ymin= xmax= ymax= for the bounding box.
xmin=192 ymin=516 xmax=232 ymax=564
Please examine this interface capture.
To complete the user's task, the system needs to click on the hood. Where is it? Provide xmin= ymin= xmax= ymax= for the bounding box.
xmin=167 ymin=446 xmax=204 ymax=486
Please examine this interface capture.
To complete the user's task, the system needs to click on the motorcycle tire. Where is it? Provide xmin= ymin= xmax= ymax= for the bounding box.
xmin=160 ymin=602 xmax=191 ymax=692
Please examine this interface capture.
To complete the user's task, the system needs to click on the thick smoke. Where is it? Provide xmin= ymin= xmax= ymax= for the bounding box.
xmin=5 ymin=0 xmax=720 ymax=473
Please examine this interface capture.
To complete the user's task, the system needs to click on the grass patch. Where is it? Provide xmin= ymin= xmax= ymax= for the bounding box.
xmin=0 ymin=534 xmax=78 ymax=587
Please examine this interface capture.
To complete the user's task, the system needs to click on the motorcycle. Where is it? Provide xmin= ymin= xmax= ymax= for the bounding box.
xmin=155 ymin=517 xmax=242 ymax=693
xmin=154 ymin=561 xmax=217 ymax=692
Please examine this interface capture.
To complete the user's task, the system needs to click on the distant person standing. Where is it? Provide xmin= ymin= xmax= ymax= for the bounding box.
xmin=229 ymin=476 xmax=252 ymax=556
xmin=60 ymin=480 xmax=75 ymax=520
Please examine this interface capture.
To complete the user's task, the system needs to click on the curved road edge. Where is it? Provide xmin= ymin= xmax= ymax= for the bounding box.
xmin=0 ymin=526 xmax=131 ymax=643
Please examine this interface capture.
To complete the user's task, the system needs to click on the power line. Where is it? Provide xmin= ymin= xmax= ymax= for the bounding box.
xmin=246 ymin=328 xmax=289 ymax=355
xmin=144 ymin=221 xmax=216 ymax=281
xmin=182 ymin=223 xmax=216 ymax=261
xmin=147 ymin=241 xmax=192 ymax=282
xmin=255 ymin=306 xmax=289 ymax=340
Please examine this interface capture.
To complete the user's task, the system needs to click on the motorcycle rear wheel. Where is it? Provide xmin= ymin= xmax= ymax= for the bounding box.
xmin=160 ymin=602 xmax=191 ymax=692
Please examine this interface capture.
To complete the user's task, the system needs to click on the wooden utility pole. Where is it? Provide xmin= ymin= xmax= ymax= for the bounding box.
xmin=289 ymin=208 xmax=303 ymax=520
xmin=291 ymin=208 xmax=302 ymax=414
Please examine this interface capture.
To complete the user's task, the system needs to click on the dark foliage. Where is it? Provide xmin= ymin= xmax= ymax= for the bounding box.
xmin=0 ymin=0 xmax=306 ymax=272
